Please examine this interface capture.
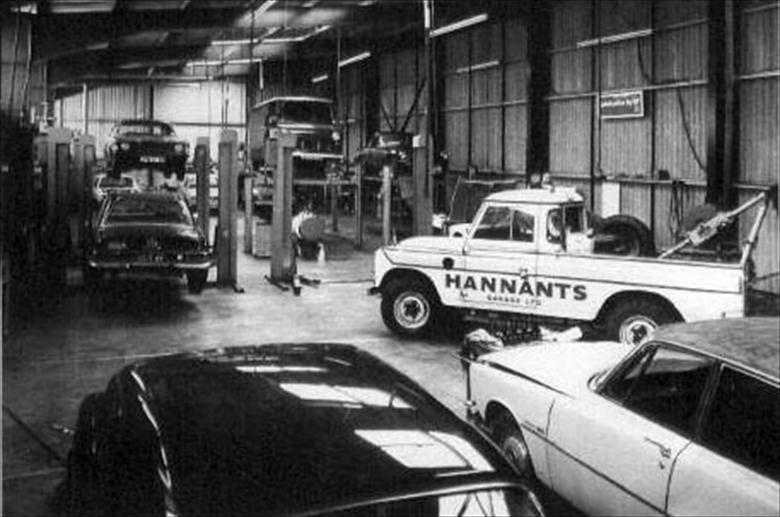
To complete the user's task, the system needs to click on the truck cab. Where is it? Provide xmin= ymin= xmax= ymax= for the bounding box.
xmin=462 ymin=187 xmax=592 ymax=255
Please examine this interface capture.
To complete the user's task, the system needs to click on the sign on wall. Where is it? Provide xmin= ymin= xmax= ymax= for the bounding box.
xmin=599 ymin=91 xmax=644 ymax=119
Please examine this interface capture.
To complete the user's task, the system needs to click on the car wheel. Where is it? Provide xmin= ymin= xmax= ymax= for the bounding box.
xmin=605 ymin=297 xmax=679 ymax=346
xmin=186 ymin=270 xmax=208 ymax=294
xmin=494 ymin=413 xmax=534 ymax=481
xmin=60 ymin=394 xmax=106 ymax=516
xmin=381 ymin=279 xmax=439 ymax=337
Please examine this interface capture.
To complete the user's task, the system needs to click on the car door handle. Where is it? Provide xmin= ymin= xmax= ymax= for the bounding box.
xmin=644 ymin=437 xmax=671 ymax=458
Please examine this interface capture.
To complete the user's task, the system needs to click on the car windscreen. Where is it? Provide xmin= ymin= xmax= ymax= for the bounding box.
xmin=280 ymin=101 xmax=333 ymax=125
xmin=320 ymin=486 xmax=542 ymax=517
xmin=116 ymin=122 xmax=174 ymax=136
xmin=106 ymin=196 xmax=191 ymax=225
xmin=101 ymin=176 xmax=134 ymax=188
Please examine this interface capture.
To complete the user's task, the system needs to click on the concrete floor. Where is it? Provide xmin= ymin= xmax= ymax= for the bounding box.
xmin=2 ymin=216 xmax=475 ymax=516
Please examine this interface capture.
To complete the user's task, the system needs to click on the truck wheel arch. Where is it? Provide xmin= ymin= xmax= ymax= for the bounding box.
xmin=379 ymin=268 xmax=438 ymax=297
xmin=597 ymin=291 xmax=683 ymax=344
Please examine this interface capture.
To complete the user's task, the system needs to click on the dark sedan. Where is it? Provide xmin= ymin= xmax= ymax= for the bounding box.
xmin=57 ymin=343 xmax=544 ymax=517
xmin=104 ymin=119 xmax=189 ymax=182
xmin=84 ymin=191 xmax=212 ymax=293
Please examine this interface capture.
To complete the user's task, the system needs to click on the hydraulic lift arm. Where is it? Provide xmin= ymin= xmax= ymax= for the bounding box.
xmin=659 ymin=186 xmax=777 ymax=261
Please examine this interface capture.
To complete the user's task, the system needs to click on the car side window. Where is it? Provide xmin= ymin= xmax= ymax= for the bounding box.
xmin=604 ymin=345 xmax=714 ymax=435
xmin=700 ymin=367 xmax=779 ymax=480
xmin=512 ymin=210 xmax=535 ymax=242
xmin=473 ymin=206 xmax=512 ymax=241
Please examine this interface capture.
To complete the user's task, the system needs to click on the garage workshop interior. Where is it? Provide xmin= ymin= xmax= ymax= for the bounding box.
xmin=1 ymin=1 xmax=779 ymax=516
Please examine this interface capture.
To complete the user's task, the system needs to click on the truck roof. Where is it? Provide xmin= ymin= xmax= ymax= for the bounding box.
xmin=484 ymin=186 xmax=584 ymax=205
xmin=252 ymin=96 xmax=333 ymax=109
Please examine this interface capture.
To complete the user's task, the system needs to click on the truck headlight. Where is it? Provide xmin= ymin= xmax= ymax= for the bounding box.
xmin=119 ymin=142 xmax=131 ymax=151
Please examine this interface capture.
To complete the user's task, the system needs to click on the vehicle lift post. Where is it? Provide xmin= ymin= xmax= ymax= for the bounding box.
xmin=354 ymin=161 xmax=363 ymax=248
xmin=267 ymin=135 xmax=298 ymax=293
xmin=72 ymin=134 xmax=96 ymax=250
xmin=217 ymin=130 xmax=240 ymax=290
xmin=382 ymin=163 xmax=393 ymax=245
xmin=412 ymin=136 xmax=433 ymax=237
xmin=45 ymin=128 xmax=73 ymax=290
xmin=194 ymin=137 xmax=210 ymax=239
xmin=244 ymin=171 xmax=254 ymax=254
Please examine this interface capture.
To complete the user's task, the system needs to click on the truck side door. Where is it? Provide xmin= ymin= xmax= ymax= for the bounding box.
xmin=461 ymin=203 xmax=539 ymax=312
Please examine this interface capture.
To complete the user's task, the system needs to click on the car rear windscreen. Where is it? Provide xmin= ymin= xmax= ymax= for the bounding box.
xmin=107 ymin=196 xmax=191 ymax=225
xmin=101 ymin=177 xmax=134 ymax=188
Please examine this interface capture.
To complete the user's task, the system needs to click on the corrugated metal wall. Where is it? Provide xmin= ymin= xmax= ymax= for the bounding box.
xmin=378 ymin=47 xmax=426 ymax=136
xmin=1 ymin=14 xmax=46 ymax=124
xmin=441 ymin=18 xmax=529 ymax=174
xmin=737 ymin=0 xmax=779 ymax=293
xmin=154 ymin=81 xmax=246 ymax=159
xmin=60 ymin=85 xmax=151 ymax=158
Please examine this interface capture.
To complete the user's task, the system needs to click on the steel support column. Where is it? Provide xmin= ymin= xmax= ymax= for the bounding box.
xmin=217 ymin=130 xmax=238 ymax=287
xmin=194 ymin=137 xmax=210 ymax=239
xmin=270 ymin=135 xmax=297 ymax=282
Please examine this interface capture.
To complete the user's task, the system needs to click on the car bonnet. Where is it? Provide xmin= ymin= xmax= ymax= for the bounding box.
xmin=479 ymin=341 xmax=633 ymax=396
xmin=126 ymin=344 xmax=516 ymax=516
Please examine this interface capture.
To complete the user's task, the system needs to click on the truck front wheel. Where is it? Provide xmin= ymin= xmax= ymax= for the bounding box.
xmin=605 ymin=298 xmax=679 ymax=346
xmin=381 ymin=279 xmax=439 ymax=336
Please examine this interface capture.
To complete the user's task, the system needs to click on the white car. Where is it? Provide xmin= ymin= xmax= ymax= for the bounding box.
xmin=464 ymin=318 xmax=779 ymax=516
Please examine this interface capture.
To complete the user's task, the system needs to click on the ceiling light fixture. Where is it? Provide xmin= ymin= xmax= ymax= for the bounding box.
xmin=302 ymin=0 xmax=319 ymax=7
xmin=311 ymin=74 xmax=329 ymax=84
xmin=338 ymin=51 xmax=371 ymax=68
xmin=429 ymin=13 xmax=488 ymax=38
xmin=254 ymin=0 xmax=278 ymax=17
xmin=188 ymin=58 xmax=254 ymax=67
xmin=263 ymin=25 xmax=331 ymax=44
xmin=212 ymin=38 xmax=259 ymax=46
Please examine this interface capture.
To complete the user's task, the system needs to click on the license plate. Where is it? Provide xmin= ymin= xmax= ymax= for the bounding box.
xmin=140 ymin=156 xmax=165 ymax=163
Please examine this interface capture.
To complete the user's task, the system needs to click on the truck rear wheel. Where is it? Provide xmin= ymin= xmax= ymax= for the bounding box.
xmin=381 ymin=279 xmax=439 ymax=336
xmin=605 ymin=298 xmax=679 ymax=346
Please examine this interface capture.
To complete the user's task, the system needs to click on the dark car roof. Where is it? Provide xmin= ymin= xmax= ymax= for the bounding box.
xmin=117 ymin=119 xmax=171 ymax=126
xmin=121 ymin=343 xmax=517 ymax=516
xmin=653 ymin=318 xmax=780 ymax=380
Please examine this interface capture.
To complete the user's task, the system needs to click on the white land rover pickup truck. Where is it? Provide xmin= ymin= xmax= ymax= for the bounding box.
xmin=372 ymin=186 xmax=768 ymax=345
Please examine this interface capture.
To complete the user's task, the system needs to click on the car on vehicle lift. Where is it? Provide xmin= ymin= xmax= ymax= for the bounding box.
xmin=104 ymin=119 xmax=189 ymax=188
xmin=56 ymin=343 xmax=545 ymax=517
xmin=83 ymin=191 xmax=212 ymax=294
xmin=462 ymin=317 xmax=779 ymax=516
xmin=248 ymin=96 xmax=342 ymax=174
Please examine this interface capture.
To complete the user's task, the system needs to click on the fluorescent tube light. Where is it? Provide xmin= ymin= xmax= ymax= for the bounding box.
xmin=212 ymin=38 xmax=259 ymax=46
xmin=577 ymin=28 xmax=653 ymax=48
xmin=189 ymin=58 xmax=254 ymax=67
xmin=429 ymin=13 xmax=488 ymax=38
xmin=263 ymin=25 xmax=331 ymax=44
xmin=338 ymin=51 xmax=371 ymax=68
xmin=311 ymin=74 xmax=329 ymax=84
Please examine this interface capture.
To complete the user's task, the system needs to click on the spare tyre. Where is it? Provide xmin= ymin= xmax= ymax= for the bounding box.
xmin=594 ymin=214 xmax=655 ymax=257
